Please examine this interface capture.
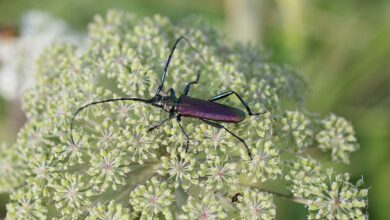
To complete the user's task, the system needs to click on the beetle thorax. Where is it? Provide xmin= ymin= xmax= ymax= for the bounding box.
xmin=159 ymin=96 xmax=178 ymax=112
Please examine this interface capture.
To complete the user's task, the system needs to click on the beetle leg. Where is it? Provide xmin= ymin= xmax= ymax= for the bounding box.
xmin=183 ymin=70 xmax=200 ymax=96
xmin=209 ymin=91 xmax=266 ymax=116
xmin=167 ymin=88 xmax=176 ymax=98
xmin=177 ymin=115 xmax=190 ymax=153
xmin=201 ymin=119 xmax=253 ymax=160
xmin=147 ymin=112 xmax=174 ymax=132
xmin=156 ymin=36 xmax=205 ymax=96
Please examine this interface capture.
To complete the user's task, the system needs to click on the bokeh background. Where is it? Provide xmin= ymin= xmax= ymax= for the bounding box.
xmin=0 ymin=0 xmax=388 ymax=219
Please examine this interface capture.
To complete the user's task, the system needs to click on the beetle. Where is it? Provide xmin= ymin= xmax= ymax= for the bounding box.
xmin=70 ymin=36 xmax=266 ymax=160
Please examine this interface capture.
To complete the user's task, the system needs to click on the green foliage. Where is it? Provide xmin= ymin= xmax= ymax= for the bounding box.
xmin=1 ymin=10 xmax=368 ymax=219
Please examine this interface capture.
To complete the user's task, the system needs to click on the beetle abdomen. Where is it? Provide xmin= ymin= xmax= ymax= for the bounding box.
xmin=178 ymin=96 xmax=246 ymax=123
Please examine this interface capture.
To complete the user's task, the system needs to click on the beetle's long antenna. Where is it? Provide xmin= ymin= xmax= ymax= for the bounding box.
xmin=70 ymin=97 xmax=151 ymax=147
xmin=156 ymin=36 xmax=206 ymax=96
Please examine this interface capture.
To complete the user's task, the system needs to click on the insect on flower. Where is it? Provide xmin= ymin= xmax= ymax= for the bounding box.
xmin=70 ymin=36 xmax=266 ymax=160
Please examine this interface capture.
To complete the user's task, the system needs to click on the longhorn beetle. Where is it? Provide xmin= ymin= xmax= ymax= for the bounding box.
xmin=70 ymin=36 xmax=266 ymax=160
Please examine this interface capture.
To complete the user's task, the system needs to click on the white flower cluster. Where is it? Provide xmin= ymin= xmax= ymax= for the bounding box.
xmin=316 ymin=114 xmax=359 ymax=163
xmin=0 ymin=10 xmax=367 ymax=219
xmin=286 ymin=158 xmax=368 ymax=219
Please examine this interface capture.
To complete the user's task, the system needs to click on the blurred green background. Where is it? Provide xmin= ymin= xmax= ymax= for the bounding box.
xmin=0 ymin=0 xmax=388 ymax=219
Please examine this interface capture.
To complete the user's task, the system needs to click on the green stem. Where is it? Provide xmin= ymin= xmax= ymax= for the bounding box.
xmin=242 ymin=184 xmax=309 ymax=205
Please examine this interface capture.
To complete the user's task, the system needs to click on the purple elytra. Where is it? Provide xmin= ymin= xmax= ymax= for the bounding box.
xmin=178 ymin=96 xmax=246 ymax=123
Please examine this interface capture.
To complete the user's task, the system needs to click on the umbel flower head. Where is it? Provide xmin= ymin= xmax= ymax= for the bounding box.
xmin=316 ymin=114 xmax=359 ymax=163
xmin=286 ymin=158 xmax=368 ymax=219
xmin=1 ymin=10 xmax=368 ymax=219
